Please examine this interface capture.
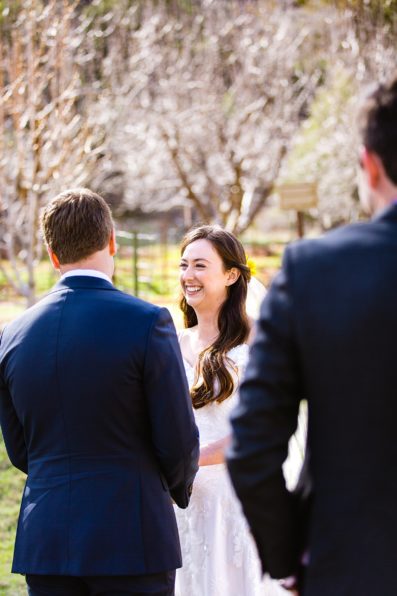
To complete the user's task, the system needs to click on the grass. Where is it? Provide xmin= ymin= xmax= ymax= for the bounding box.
xmin=0 ymin=301 xmax=25 ymax=325
xmin=0 ymin=439 xmax=26 ymax=595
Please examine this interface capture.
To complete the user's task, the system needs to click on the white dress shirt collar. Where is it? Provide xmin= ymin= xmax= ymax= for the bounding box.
xmin=60 ymin=269 xmax=112 ymax=284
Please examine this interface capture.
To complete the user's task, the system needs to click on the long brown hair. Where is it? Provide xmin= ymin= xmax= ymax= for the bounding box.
xmin=180 ymin=225 xmax=251 ymax=409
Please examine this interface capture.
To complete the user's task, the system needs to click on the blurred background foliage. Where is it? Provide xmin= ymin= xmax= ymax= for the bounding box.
xmin=0 ymin=0 xmax=396 ymax=306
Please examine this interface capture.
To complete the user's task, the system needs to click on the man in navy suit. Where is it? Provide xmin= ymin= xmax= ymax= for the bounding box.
xmin=0 ymin=188 xmax=199 ymax=595
xmin=227 ymin=75 xmax=397 ymax=596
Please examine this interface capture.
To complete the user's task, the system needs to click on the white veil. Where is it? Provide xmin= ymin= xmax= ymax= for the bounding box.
xmin=245 ymin=276 xmax=267 ymax=320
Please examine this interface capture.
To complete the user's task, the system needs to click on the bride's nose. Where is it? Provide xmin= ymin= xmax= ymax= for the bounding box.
xmin=181 ymin=265 xmax=195 ymax=282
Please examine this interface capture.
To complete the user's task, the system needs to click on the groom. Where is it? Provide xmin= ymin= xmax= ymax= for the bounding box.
xmin=0 ymin=188 xmax=199 ymax=595
xmin=227 ymin=74 xmax=397 ymax=595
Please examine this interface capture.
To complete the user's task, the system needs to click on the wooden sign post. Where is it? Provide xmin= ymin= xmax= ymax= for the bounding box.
xmin=277 ymin=183 xmax=318 ymax=239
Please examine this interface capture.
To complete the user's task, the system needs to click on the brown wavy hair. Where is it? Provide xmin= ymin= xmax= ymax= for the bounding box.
xmin=180 ymin=225 xmax=251 ymax=409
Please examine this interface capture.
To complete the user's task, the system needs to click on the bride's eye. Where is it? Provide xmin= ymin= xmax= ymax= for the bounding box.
xmin=179 ymin=262 xmax=187 ymax=269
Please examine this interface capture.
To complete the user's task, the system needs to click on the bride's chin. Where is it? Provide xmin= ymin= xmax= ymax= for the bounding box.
xmin=184 ymin=291 xmax=202 ymax=304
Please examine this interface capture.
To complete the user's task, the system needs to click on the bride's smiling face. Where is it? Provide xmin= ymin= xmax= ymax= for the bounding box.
xmin=180 ymin=239 xmax=237 ymax=312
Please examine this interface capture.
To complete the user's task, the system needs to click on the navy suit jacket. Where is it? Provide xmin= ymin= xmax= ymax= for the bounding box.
xmin=227 ymin=204 xmax=397 ymax=596
xmin=0 ymin=276 xmax=199 ymax=576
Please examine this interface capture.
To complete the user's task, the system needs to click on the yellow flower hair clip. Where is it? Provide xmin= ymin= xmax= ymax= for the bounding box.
xmin=246 ymin=257 xmax=257 ymax=277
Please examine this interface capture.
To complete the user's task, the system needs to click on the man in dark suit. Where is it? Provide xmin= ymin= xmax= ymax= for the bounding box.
xmin=227 ymin=75 xmax=397 ymax=596
xmin=0 ymin=188 xmax=199 ymax=595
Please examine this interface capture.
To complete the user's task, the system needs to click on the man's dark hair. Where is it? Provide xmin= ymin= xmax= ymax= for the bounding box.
xmin=358 ymin=74 xmax=397 ymax=184
xmin=41 ymin=188 xmax=114 ymax=264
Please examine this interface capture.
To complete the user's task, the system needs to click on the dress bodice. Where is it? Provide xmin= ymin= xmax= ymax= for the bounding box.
xmin=182 ymin=344 xmax=249 ymax=445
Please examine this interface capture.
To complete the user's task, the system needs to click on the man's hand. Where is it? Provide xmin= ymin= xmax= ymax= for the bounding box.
xmin=279 ymin=575 xmax=299 ymax=595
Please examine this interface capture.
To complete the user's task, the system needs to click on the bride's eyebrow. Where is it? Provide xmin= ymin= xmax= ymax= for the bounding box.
xmin=180 ymin=258 xmax=210 ymax=263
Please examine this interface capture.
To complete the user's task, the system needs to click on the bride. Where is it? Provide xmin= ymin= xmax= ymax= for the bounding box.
xmin=174 ymin=225 xmax=287 ymax=596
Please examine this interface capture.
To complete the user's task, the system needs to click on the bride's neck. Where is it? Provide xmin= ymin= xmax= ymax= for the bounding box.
xmin=194 ymin=310 xmax=219 ymax=346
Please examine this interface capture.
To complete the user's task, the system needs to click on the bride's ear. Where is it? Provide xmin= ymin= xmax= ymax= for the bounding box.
xmin=225 ymin=268 xmax=240 ymax=286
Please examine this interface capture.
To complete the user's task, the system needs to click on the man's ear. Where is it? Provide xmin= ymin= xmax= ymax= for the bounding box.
xmin=361 ymin=147 xmax=381 ymax=189
xmin=47 ymin=247 xmax=61 ymax=271
xmin=226 ymin=267 xmax=240 ymax=286
xmin=109 ymin=228 xmax=117 ymax=257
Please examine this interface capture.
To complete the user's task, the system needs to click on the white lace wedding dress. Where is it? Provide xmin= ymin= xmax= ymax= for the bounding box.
xmin=174 ymin=343 xmax=289 ymax=596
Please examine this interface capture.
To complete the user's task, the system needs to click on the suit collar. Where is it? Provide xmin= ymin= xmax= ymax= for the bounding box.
xmin=60 ymin=269 xmax=112 ymax=284
xmin=50 ymin=275 xmax=116 ymax=294
xmin=373 ymin=201 xmax=397 ymax=224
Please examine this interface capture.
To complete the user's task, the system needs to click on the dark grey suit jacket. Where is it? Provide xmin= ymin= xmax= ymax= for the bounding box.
xmin=227 ymin=203 xmax=397 ymax=596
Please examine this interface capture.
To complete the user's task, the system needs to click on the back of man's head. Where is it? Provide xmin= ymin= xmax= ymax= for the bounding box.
xmin=41 ymin=188 xmax=114 ymax=264
xmin=358 ymin=74 xmax=397 ymax=185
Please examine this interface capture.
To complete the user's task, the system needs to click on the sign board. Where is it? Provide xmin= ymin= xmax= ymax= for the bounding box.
xmin=277 ymin=183 xmax=318 ymax=211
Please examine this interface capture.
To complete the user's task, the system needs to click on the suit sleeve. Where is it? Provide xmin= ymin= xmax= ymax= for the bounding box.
xmin=0 ymin=329 xmax=28 ymax=474
xmin=143 ymin=307 xmax=199 ymax=508
xmin=226 ymin=247 xmax=302 ymax=578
